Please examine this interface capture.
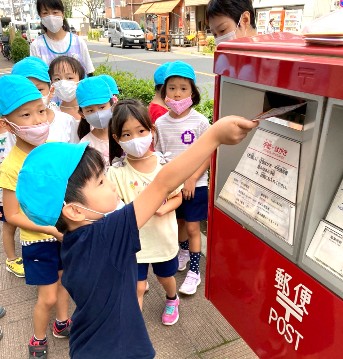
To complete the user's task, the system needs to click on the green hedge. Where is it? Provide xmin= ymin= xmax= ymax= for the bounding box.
xmin=88 ymin=30 xmax=100 ymax=41
xmin=11 ymin=36 xmax=30 ymax=63
xmin=94 ymin=64 xmax=213 ymax=123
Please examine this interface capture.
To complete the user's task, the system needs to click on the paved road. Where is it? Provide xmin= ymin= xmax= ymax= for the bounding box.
xmin=87 ymin=40 xmax=215 ymax=99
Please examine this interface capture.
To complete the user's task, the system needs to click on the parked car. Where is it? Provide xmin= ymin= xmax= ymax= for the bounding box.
xmin=26 ymin=20 xmax=42 ymax=42
xmin=108 ymin=19 xmax=145 ymax=49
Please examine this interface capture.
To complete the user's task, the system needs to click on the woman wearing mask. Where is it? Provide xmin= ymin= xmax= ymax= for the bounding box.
xmin=30 ymin=0 xmax=94 ymax=77
xmin=206 ymin=0 xmax=257 ymax=46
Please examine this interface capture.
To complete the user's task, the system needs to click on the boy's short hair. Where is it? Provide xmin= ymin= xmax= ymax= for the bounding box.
xmin=16 ymin=142 xmax=89 ymax=226
xmin=0 ymin=75 xmax=42 ymax=116
xmin=76 ymin=77 xmax=112 ymax=108
xmin=12 ymin=56 xmax=50 ymax=83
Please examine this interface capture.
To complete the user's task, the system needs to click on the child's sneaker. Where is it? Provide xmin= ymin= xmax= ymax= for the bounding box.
xmin=177 ymin=249 xmax=190 ymax=271
xmin=52 ymin=318 xmax=72 ymax=338
xmin=6 ymin=257 xmax=25 ymax=277
xmin=179 ymin=270 xmax=201 ymax=295
xmin=162 ymin=296 xmax=179 ymax=326
xmin=28 ymin=336 xmax=48 ymax=359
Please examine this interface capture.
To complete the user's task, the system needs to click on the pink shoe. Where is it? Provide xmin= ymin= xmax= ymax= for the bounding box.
xmin=162 ymin=296 xmax=179 ymax=326
xmin=179 ymin=270 xmax=201 ymax=295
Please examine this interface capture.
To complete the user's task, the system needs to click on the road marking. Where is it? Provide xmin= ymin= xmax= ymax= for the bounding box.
xmin=0 ymin=68 xmax=12 ymax=75
xmin=89 ymin=49 xmax=215 ymax=78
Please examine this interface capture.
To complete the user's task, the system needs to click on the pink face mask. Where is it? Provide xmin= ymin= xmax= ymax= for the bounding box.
xmin=165 ymin=96 xmax=193 ymax=115
xmin=5 ymin=120 xmax=50 ymax=146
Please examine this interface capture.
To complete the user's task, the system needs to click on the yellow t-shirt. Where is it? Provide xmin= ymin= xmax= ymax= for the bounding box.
xmin=0 ymin=145 xmax=53 ymax=242
xmin=107 ymin=154 xmax=181 ymax=263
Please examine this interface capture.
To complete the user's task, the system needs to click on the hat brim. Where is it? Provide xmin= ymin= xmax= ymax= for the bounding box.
xmin=79 ymin=96 xmax=111 ymax=108
xmin=3 ymin=92 xmax=42 ymax=116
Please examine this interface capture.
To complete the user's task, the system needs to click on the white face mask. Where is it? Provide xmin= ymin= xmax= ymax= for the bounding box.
xmin=119 ymin=132 xmax=152 ymax=158
xmin=84 ymin=108 xmax=112 ymax=129
xmin=214 ymin=15 xmax=242 ymax=46
xmin=41 ymin=15 xmax=63 ymax=33
xmin=53 ymin=80 xmax=78 ymax=103
xmin=64 ymin=199 xmax=125 ymax=222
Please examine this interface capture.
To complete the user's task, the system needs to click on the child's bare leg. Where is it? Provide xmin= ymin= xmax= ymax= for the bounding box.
xmin=137 ymin=280 xmax=147 ymax=310
xmin=33 ymin=282 xmax=58 ymax=339
xmin=186 ymin=221 xmax=201 ymax=253
xmin=156 ymin=275 xmax=176 ymax=298
xmin=55 ymin=271 xmax=69 ymax=322
xmin=2 ymin=222 xmax=17 ymax=260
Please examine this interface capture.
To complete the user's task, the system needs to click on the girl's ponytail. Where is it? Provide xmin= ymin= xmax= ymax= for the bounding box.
xmin=77 ymin=117 xmax=91 ymax=140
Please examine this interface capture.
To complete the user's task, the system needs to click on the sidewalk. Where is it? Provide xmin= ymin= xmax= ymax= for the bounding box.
xmin=0 ymin=54 xmax=12 ymax=75
xmin=0 ymin=225 xmax=258 ymax=359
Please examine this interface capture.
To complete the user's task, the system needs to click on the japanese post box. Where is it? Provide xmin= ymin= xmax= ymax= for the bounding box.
xmin=206 ymin=32 xmax=343 ymax=358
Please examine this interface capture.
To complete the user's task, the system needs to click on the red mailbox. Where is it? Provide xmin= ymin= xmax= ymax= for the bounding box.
xmin=206 ymin=33 xmax=343 ymax=358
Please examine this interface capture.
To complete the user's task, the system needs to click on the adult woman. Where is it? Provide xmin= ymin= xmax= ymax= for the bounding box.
xmin=206 ymin=0 xmax=257 ymax=45
xmin=30 ymin=0 xmax=94 ymax=76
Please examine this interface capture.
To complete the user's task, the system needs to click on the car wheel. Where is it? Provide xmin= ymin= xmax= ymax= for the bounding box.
xmin=120 ymin=39 xmax=125 ymax=49
xmin=141 ymin=45 xmax=145 ymax=49
xmin=110 ymin=38 xmax=113 ymax=47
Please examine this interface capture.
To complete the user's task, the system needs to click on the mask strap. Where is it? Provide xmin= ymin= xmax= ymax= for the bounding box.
xmin=63 ymin=201 xmax=105 ymax=222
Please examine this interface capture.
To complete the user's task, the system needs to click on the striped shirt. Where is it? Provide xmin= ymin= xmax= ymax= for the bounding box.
xmin=155 ymin=108 xmax=210 ymax=187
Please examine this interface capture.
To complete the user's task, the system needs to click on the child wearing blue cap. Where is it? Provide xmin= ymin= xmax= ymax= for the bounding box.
xmin=155 ymin=60 xmax=210 ymax=295
xmin=98 ymin=74 xmax=120 ymax=103
xmin=77 ymin=76 xmax=114 ymax=167
xmin=12 ymin=56 xmax=79 ymax=143
xmin=148 ymin=62 xmax=170 ymax=123
xmin=49 ymin=55 xmax=86 ymax=123
xmin=15 ymin=114 xmax=258 ymax=358
xmin=0 ymin=75 xmax=71 ymax=359
xmin=107 ymin=99 xmax=182 ymax=325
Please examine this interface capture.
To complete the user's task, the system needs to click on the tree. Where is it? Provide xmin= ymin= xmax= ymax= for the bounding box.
xmin=75 ymin=0 xmax=104 ymax=26
xmin=62 ymin=0 xmax=81 ymax=18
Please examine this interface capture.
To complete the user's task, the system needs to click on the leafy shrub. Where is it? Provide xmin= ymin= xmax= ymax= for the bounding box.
xmin=88 ymin=30 xmax=100 ymax=41
xmin=203 ymin=36 xmax=216 ymax=54
xmin=11 ymin=36 xmax=29 ymax=63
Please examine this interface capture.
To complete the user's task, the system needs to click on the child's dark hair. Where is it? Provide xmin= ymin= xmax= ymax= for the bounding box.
xmin=155 ymin=84 xmax=163 ymax=92
xmin=36 ymin=0 xmax=71 ymax=33
xmin=77 ymin=98 xmax=114 ymax=140
xmin=108 ymin=99 xmax=154 ymax=164
xmin=205 ymin=0 xmax=256 ymax=29
xmin=55 ymin=146 xmax=105 ymax=233
xmin=160 ymin=76 xmax=201 ymax=106
xmin=48 ymin=55 xmax=86 ymax=82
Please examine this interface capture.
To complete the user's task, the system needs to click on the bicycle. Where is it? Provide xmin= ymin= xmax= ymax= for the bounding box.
xmin=1 ymin=36 xmax=11 ymax=60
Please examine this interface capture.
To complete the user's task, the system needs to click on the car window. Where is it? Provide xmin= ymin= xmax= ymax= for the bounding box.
xmin=120 ymin=22 xmax=140 ymax=30
xmin=30 ymin=23 xmax=42 ymax=30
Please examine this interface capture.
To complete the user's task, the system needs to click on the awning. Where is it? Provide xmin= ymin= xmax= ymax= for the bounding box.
xmin=147 ymin=0 xmax=180 ymax=14
xmin=134 ymin=3 xmax=154 ymax=15
xmin=185 ymin=0 xmax=209 ymax=5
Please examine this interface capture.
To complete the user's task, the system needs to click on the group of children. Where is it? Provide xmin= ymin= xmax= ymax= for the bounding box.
xmin=0 ymin=55 xmax=258 ymax=358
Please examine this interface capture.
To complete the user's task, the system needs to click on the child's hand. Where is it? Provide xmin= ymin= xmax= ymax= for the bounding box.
xmin=182 ymin=178 xmax=196 ymax=200
xmin=215 ymin=116 xmax=259 ymax=145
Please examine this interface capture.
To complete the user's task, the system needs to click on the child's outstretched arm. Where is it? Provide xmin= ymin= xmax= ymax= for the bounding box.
xmin=134 ymin=116 xmax=258 ymax=229
xmin=155 ymin=191 xmax=182 ymax=217
xmin=3 ymin=190 xmax=63 ymax=240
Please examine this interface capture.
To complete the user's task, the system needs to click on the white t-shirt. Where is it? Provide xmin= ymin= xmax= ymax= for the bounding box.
xmin=107 ymin=154 xmax=181 ymax=263
xmin=30 ymin=33 xmax=95 ymax=74
xmin=80 ymin=132 xmax=109 ymax=167
xmin=47 ymin=108 xmax=79 ymax=143
xmin=155 ymin=108 xmax=210 ymax=187
xmin=0 ymin=131 xmax=16 ymax=205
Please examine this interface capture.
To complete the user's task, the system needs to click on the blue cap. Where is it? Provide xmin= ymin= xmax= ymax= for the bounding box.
xmin=76 ymin=77 xmax=112 ymax=108
xmin=16 ymin=142 xmax=89 ymax=226
xmin=164 ymin=61 xmax=196 ymax=83
xmin=12 ymin=56 xmax=50 ymax=83
xmin=98 ymin=74 xmax=119 ymax=95
xmin=0 ymin=75 xmax=42 ymax=116
xmin=153 ymin=62 xmax=171 ymax=86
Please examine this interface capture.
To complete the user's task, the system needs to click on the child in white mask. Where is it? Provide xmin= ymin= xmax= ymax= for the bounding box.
xmin=155 ymin=61 xmax=209 ymax=296
xmin=107 ymin=99 xmax=183 ymax=326
xmin=12 ymin=56 xmax=79 ymax=143
xmin=77 ymin=76 xmax=115 ymax=168
xmin=30 ymin=0 xmax=94 ymax=76
xmin=206 ymin=0 xmax=257 ymax=45
xmin=49 ymin=55 xmax=86 ymax=124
